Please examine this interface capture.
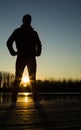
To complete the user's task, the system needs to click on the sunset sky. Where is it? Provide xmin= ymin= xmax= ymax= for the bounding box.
xmin=0 ymin=0 xmax=81 ymax=80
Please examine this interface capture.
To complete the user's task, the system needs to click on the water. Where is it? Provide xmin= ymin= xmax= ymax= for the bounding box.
xmin=0 ymin=92 xmax=81 ymax=103
xmin=0 ymin=92 xmax=32 ymax=103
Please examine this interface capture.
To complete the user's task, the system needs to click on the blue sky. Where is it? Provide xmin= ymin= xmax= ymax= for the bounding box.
xmin=0 ymin=0 xmax=81 ymax=80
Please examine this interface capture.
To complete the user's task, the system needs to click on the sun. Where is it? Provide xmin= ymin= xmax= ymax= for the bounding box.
xmin=22 ymin=77 xmax=29 ymax=83
xmin=21 ymin=76 xmax=30 ymax=86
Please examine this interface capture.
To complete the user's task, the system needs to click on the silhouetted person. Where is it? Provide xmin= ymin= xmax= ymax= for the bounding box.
xmin=7 ymin=14 xmax=42 ymax=104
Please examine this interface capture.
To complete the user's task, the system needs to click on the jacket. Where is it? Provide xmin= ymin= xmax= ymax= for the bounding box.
xmin=7 ymin=25 xmax=42 ymax=58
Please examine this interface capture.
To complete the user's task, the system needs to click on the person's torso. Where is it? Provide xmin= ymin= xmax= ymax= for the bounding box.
xmin=14 ymin=27 xmax=37 ymax=58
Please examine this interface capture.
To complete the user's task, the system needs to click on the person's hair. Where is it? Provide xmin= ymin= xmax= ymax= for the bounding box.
xmin=22 ymin=14 xmax=32 ymax=25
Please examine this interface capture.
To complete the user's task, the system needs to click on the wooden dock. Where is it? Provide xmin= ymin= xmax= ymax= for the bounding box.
xmin=0 ymin=100 xmax=81 ymax=130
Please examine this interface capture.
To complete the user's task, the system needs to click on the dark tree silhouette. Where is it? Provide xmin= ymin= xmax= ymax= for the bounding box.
xmin=0 ymin=71 xmax=15 ymax=88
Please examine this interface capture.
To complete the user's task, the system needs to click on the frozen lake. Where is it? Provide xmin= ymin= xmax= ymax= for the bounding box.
xmin=0 ymin=92 xmax=81 ymax=103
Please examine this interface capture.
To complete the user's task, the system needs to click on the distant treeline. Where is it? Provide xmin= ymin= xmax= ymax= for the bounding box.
xmin=37 ymin=79 xmax=81 ymax=92
xmin=0 ymin=71 xmax=81 ymax=92
xmin=0 ymin=71 xmax=15 ymax=89
xmin=0 ymin=75 xmax=81 ymax=92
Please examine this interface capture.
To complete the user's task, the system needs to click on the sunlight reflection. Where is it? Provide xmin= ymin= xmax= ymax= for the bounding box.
xmin=24 ymin=92 xmax=29 ymax=96
xmin=17 ymin=92 xmax=31 ymax=103
xmin=23 ymin=92 xmax=29 ymax=102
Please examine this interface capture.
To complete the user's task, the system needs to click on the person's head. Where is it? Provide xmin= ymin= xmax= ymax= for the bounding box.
xmin=22 ymin=14 xmax=32 ymax=26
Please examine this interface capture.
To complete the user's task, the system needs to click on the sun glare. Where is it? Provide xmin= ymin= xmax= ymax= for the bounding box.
xmin=21 ymin=76 xmax=30 ymax=86
xmin=22 ymin=77 xmax=29 ymax=83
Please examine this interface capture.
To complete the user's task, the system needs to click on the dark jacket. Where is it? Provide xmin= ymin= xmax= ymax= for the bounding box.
xmin=7 ymin=25 xmax=42 ymax=58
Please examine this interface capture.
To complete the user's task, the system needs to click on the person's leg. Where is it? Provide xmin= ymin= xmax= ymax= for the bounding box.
xmin=12 ymin=57 xmax=25 ymax=103
xmin=27 ymin=58 xmax=38 ymax=102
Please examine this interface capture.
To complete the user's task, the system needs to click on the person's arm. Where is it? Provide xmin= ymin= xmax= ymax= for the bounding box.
xmin=7 ymin=31 xmax=17 ymax=56
xmin=35 ymin=32 xmax=42 ymax=57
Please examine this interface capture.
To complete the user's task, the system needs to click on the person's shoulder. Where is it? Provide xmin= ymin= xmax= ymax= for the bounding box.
xmin=12 ymin=27 xmax=22 ymax=35
xmin=14 ymin=27 xmax=21 ymax=32
xmin=32 ymin=28 xmax=38 ymax=35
